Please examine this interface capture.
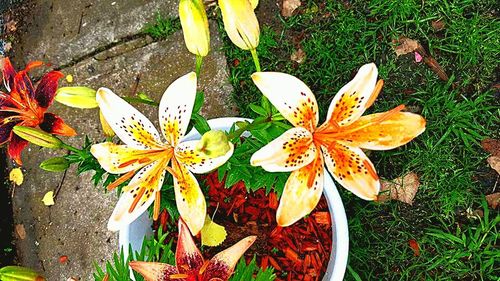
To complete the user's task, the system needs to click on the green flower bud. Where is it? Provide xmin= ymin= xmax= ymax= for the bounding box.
xmin=39 ymin=157 xmax=70 ymax=172
xmin=0 ymin=266 xmax=46 ymax=281
xmin=13 ymin=126 xmax=63 ymax=149
xmin=196 ymin=130 xmax=231 ymax=157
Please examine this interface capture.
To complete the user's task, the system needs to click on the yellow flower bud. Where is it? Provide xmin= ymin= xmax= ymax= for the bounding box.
xmin=196 ymin=130 xmax=231 ymax=157
xmin=250 ymin=0 xmax=258 ymax=9
xmin=219 ymin=0 xmax=260 ymax=50
xmin=99 ymin=110 xmax=115 ymax=138
xmin=12 ymin=126 xmax=63 ymax=149
xmin=54 ymin=87 xmax=98 ymax=109
xmin=179 ymin=0 xmax=210 ymax=57
xmin=0 ymin=266 xmax=46 ymax=281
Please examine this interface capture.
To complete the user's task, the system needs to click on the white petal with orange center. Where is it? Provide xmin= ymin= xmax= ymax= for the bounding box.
xmin=276 ymin=152 xmax=324 ymax=226
xmin=90 ymin=142 xmax=164 ymax=174
xmin=252 ymin=72 xmax=318 ymax=129
xmin=250 ymin=127 xmax=317 ymax=172
xmin=172 ymin=159 xmax=206 ymax=235
xmin=159 ymin=72 xmax=197 ymax=146
xmin=107 ymin=161 xmax=167 ymax=231
xmin=325 ymin=63 xmax=378 ymax=127
xmin=175 ymin=140 xmax=234 ymax=174
xmin=337 ymin=111 xmax=426 ymax=150
xmin=96 ymin=87 xmax=163 ymax=149
xmin=322 ymin=143 xmax=380 ymax=200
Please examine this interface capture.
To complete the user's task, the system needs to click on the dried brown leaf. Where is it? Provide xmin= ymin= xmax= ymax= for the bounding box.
xmin=5 ymin=20 xmax=17 ymax=33
xmin=378 ymin=172 xmax=420 ymax=205
xmin=394 ymin=37 xmax=419 ymax=56
xmin=15 ymin=224 xmax=26 ymax=240
xmin=485 ymin=193 xmax=500 ymax=209
xmin=431 ymin=20 xmax=445 ymax=31
xmin=481 ymin=138 xmax=500 ymax=156
xmin=282 ymin=0 xmax=301 ymax=17
xmin=291 ymin=48 xmax=306 ymax=64
xmin=487 ymin=156 xmax=500 ymax=174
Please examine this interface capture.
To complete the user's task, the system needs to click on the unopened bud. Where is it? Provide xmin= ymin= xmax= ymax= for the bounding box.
xmin=13 ymin=126 xmax=63 ymax=149
xmin=55 ymin=86 xmax=98 ymax=109
xmin=0 ymin=266 xmax=46 ymax=281
xmin=40 ymin=157 xmax=70 ymax=172
xmin=99 ymin=110 xmax=115 ymax=138
xmin=196 ymin=130 xmax=231 ymax=157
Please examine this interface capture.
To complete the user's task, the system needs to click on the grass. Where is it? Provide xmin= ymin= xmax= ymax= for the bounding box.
xmin=143 ymin=12 xmax=180 ymax=40
xmin=218 ymin=0 xmax=499 ymax=280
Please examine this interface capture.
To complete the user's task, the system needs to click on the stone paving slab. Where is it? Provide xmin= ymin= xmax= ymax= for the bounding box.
xmin=12 ymin=0 xmax=178 ymax=68
xmin=10 ymin=0 xmax=237 ymax=279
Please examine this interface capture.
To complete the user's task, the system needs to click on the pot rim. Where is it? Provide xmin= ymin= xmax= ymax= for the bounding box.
xmin=119 ymin=117 xmax=348 ymax=281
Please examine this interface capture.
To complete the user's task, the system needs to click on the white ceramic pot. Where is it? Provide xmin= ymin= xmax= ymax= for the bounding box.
xmin=119 ymin=117 xmax=349 ymax=281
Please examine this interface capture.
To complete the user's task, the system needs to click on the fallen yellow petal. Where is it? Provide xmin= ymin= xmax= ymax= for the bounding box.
xmin=200 ymin=215 xmax=227 ymax=247
xmin=65 ymin=74 xmax=73 ymax=83
xmin=9 ymin=168 xmax=23 ymax=185
xmin=42 ymin=191 xmax=55 ymax=206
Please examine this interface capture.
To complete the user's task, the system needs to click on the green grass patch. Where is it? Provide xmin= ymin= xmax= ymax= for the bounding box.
xmin=143 ymin=12 xmax=181 ymax=40
xmin=218 ymin=0 xmax=499 ymax=279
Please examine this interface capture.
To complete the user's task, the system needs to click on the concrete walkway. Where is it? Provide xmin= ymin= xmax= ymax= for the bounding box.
xmin=8 ymin=0 xmax=237 ymax=279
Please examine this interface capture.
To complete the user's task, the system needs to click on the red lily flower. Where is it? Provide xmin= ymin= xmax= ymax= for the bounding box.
xmin=130 ymin=219 xmax=256 ymax=281
xmin=0 ymin=58 xmax=76 ymax=165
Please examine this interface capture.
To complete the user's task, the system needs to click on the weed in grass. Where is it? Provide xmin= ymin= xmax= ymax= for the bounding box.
xmin=143 ymin=12 xmax=180 ymax=40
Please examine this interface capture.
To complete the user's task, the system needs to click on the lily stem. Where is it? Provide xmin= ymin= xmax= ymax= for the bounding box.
xmin=60 ymin=143 xmax=82 ymax=154
xmin=250 ymin=48 xmax=272 ymax=116
xmin=122 ymin=96 xmax=159 ymax=107
xmin=227 ymin=117 xmax=271 ymax=140
xmin=195 ymin=55 xmax=203 ymax=77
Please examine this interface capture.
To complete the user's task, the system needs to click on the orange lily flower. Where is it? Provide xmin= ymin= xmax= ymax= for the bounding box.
xmin=90 ymin=72 xmax=233 ymax=234
xmin=130 ymin=219 xmax=256 ymax=281
xmin=250 ymin=63 xmax=426 ymax=226
xmin=0 ymin=58 xmax=76 ymax=165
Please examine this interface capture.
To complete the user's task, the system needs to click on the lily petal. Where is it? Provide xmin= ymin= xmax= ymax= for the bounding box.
xmin=252 ymin=72 xmax=319 ymax=129
xmin=159 ymin=72 xmax=197 ymax=146
xmin=39 ymin=112 xmax=77 ymax=136
xmin=175 ymin=140 xmax=234 ymax=174
xmin=338 ymin=111 xmax=426 ymax=150
xmin=250 ymin=127 xmax=317 ymax=172
xmin=172 ymin=159 xmax=206 ymax=235
xmin=201 ymin=236 xmax=256 ymax=280
xmin=96 ymin=87 xmax=162 ymax=149
xmin=129 ymin=261 xmax=178 ymax=281
xmin=13 ymin=61 xmax=42 ymax=100
xmin=34 ymin=70 xmax=64 ymax=109
xmin=326 ymin=63 xmax=378 ymax=126
xmin=7 ymin=133 xmax=28 ymax=165
xmin=107 ymin=161 xmax=167 ymax=231
xmin=90 ymin=142 xmax=168 ymax=174
xmin=176 ymin=218 xmax=204 ymax=275
xmin=1 ymin=58 xmax=16 ymax=91
xmin=0 ymin=120 xmax=18 ymax=145
xmin=276 ymin=152 xmax=324 ymax=226
xmin=322 ymin=143 xmax=380 ymax=200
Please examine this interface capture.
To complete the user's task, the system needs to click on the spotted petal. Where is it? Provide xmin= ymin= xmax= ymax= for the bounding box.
xmin=322 ymin=143 xmax=379 ymax=200
xmin=326 ymin=63 xmax=378 ymax=127
xmin=39 ymin=112 xmax=77 ymax=136
xmin=201 ymin=236 xmax=256 ymax=280
xmin=129 ymin=261 xmax=178 ymax=281
xmin=34 ymin=70 xmax=64 ymax=109
xmin=7 ymin=133 xmax=28 ymax=165
xmin=159 ymin=72 xmax=197 ymax=146
xmin=176 ymin=218 xmax=204 ymax=275
xmin=172 ymin=159 xmax=206 ymax=235
xmin=252 ymin=72 xmax=318 ymax=129
xmin=107 ymin=161 xmax=167 ymax=231
xmin=96 ymin=87 xmax=163 ymax=149
xmin=337 ymin=111 xmax=426 ymax=150
xmin=276 ymin=152 xmax=324 ymax=226
xmin=175 ymin=140 xmax=234 ymax=174
xmin=90 ymin=142 xmax=169 ymax=174
xmin=250 ymin=127 xmax=317 ymax=172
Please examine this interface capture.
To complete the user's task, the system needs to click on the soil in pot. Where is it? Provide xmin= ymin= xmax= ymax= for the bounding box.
xmin=203 ymin=172 xmax=333 ymax=281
